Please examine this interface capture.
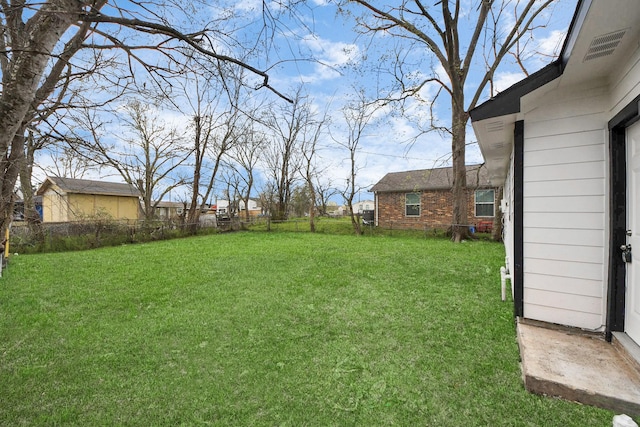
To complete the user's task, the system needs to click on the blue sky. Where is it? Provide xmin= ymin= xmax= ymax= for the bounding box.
xmin=36 ymin=0 xmax=579 ymax=204
xmin=246 ymin=0 xmax=580 ymax=199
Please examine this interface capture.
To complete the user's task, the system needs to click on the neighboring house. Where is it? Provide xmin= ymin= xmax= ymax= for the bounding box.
xmin=216 ymin=198 xmax=262 ymax=217
xmin=370 ymin=165 xmax=496 ymax=231
xmin=337 ymin=200 xmax=375 ymax=216
xmin=352 ymin=200 xmax=374 ymax=214
xmin=325 ymin=202 xmax=340 ymax=216
xmin=470 ymin=0 xmax=640 ymax=375
xmin=154 ymin=201 xmax=184 ymax=219
xmin=36 ymin=177 xmax=139 ymax=223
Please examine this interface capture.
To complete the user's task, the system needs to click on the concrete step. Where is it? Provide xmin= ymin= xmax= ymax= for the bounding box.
xmin=517 ymin=319 xmax=640 ymax=417
xmin=613 ymin=332 xmax=640 ymax=376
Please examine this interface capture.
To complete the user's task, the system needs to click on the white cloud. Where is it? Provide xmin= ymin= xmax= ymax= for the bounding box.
xmin=233 ymin=0 xmax=275 ymax=13
xmin=537 ymin=29 xmax=566 ymax=57
xmin=492 ymin=71 xmax=526 ymax=94
xmin=295 ymin=35 xmax=360 ymax=84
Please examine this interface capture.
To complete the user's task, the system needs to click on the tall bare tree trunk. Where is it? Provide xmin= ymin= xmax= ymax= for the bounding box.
xmin=187 ymin=115 xmax=204 ymax=234
xmin=308 ymin=184 xmax=316 ymax=233
xmin=346 ymin=164 xmax=362 ymax=236
xmin=451 ymin=105 xmax=469 ymax=242
xmin=19 ymin=131 xmax=43 ymax=240
xmin=492 ymin=186 xmax=504 ymax=242
xmin=0 ymin=0 xmax=80 ymax=235
xmin=0 ymin=133 xmax=25 ymax=235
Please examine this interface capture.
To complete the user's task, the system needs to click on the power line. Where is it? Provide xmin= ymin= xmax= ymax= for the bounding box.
xmin=358 ymin=150 xmax=441 ymax=162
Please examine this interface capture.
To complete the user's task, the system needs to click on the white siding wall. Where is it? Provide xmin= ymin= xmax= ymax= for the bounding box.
xmin=610 ymin=47 xmax=640 ymax=118
xmin=521 ymin=84 xmax=608 ymax=330
xmin=484 ymin=44 xmax=640 ymax=331
xmin=502 ymin=150 xmax=515 ymax=279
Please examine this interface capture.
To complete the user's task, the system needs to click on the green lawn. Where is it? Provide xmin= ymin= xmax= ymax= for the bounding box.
xmin=1 ymin=232 xmax=612 ymax=425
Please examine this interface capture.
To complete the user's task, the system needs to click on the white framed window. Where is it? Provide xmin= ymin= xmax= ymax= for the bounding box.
xmin=405 ymin=193 xmax=420 ymax=216
xmin=475 ymin=189 xmax=495 ymax=217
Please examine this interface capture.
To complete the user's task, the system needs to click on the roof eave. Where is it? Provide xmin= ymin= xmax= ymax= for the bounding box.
xmin=469 ymin=60 xmax=563 ymax=122
xmin=469 ymin=0 xmax=590 ymax=122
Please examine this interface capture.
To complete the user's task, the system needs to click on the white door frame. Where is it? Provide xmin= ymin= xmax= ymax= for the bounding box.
xmin=625 ymin=122 xmax=640 ymax=344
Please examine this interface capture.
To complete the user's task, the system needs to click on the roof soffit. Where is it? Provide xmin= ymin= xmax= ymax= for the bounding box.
xmin=470 ymin=0 xmax=640 ymax=183
xmin=560 ymin=0 xmax=640 ymax=87
xmin=471 ymin=0 xmax=640 ymax=124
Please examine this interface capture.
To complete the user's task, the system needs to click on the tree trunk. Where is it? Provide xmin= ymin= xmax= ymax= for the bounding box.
xmin=186 ymin=116 xmax=203 ymax=234
xmin=348 ymin=204 xmax=362 ymax=236
xmin=243 ymin=175 xmax=254 ymax=223
xmin=308 ymin=186 xmax=316 ymax=233
xmin=0 ymin=0 xmax=80 ymax=236
xmin=186 ymin=199 xmax=201 ymax=234
xmin=450 ymin=105 xmax=469 ymax=243
xmin=0 ymin=133 xmax=25 ymax=235
xmin=187 ymin=167 xmax=202 ymax=233
xmin=492 ymin=186 xmax=504 ymax=242
xmin=19 ymin=132 xmax=44 ymax=240
xmin=274 ymin=201 xmax=287 ymax=221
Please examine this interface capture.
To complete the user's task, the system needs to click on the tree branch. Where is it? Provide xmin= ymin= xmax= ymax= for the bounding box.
xmin=79 ymin=13 xmax=293 ymax=102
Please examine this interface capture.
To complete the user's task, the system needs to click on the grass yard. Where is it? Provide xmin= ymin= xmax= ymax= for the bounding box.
xmin=1 ymin=232 xmax=612 ymax=425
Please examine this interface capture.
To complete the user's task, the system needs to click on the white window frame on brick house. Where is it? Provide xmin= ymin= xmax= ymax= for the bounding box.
xmin=405 ymin=192 xmax=421 ymax=217
xmin=474 ymin=189 xmax=495 ymax=217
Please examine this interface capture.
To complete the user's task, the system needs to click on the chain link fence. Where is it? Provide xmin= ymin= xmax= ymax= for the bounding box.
xmin=10 ymin=216 xmax=232 ymax=254
xmin=9 ymin=216 xmax=487 ymax=254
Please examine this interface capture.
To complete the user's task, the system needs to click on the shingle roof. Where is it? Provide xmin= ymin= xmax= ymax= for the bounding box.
xmin=37 ymin=177 xmax=139 ymax=198
xmin=370 ymin=164 xmax=492 ymax=193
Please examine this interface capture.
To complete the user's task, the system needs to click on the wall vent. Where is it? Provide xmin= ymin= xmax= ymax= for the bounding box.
xmin=583 ymin=29 xmax=627 ymax=62
xmin=485 ymin=120 xmax=504 ymax=133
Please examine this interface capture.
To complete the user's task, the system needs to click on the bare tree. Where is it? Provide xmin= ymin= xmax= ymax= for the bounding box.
xmin=343 ymin=0 xmax=559 ymax=242
xmin=257 ymin=182 xmax=278 ymax=231
xmin=335 ymin=90 xmax=378 ymax=236
xmin=18 ymin=131 xmax=46 ymax=236
xmin=300 ymin=106 xmax=330 ymax=232
xmin=45 ymin=142 xmax=96 ymax=179
xmin=228 ymin=126 xmax=265 ymax=222
xmin=0 ymin=1 xmax=102 ymax=234
xmin=0 ymin=0 xmax=295 ymax=236
xmin=263 ymin=89 xmax=311 ymax=221
xmin=176 ymin=64 xmax=247 ymax=232
xmin=315 ymin=178 xmax=340 ymax=217
xmin=78 ymin=100 xmax=190 ymax=221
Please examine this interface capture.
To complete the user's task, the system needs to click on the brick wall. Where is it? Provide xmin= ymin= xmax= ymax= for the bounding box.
xmin=375 ymin=189 xmax=495 ymax=231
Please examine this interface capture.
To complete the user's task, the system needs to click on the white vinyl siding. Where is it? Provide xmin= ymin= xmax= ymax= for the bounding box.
xmin=520 ymin=85 xmax=608 ymax=330
xmin=477 ymin=27 xmax=640 ymax=332
xmin=524 ymin=305 xmax=603 ymax=330
xmin=523 ymin=227 xmax=604 ymax=247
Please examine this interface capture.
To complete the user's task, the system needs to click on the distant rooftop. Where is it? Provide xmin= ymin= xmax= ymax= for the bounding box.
xmin=37 ymin=177 xmax=139 ymax=198
xmin=370 ymin=165 xmax=491 ymax=193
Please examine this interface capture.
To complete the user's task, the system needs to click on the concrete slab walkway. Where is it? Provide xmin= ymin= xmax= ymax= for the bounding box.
xmin=517 ymin=320 xmax=640 ymax=417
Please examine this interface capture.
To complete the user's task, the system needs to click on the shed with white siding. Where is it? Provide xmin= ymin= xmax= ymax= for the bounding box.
xmin=470 ymin=0 xmax=640 ymax=347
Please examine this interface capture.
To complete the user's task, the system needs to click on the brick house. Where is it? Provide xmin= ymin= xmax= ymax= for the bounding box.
xmin=370 ymin=164 xmax=497 ymax=231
